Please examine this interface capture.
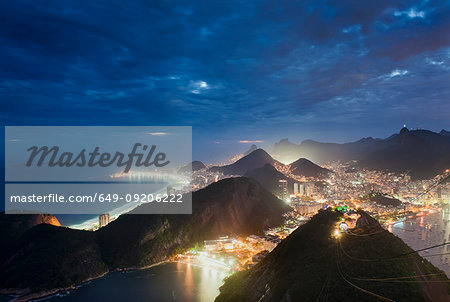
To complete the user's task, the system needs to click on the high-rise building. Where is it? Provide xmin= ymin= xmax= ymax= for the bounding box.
xmin=294 ymin=183 xmax=299 ymax=194
xmin=278 ymin=179 xmax=288 ymax=201
xmin=439 ymin=184 xmax=450 ymax=202
xmin=305 ymin=183 xmax=311 ymax=196
xmin=167 ymin=185 xmax=175 ymax=195
xmin=99 ymin=213 xmax=110 ymax=228
xmin=299 ymin=183 xmax=305 ymax=196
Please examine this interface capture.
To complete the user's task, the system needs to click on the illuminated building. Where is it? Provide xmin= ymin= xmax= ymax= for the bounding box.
xmin=99 ymin=213 xmax=110 ymax=228
xmin=299 ymin=183 xmax=305 ymax=196
xmin=204 ymin=240 xmax=218 ymax=252
xmin=305 ymin=183 xmax=315 ymax=196
xmin=294 ymin=183 xmax=299 ymax=194
xmin=204 ymin=236 xmax=237 ymax=251
xmin=278 ymin=179 xmax=288 ymax=201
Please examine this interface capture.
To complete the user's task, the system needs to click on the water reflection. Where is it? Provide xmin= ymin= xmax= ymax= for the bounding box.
xmin=392 ymin=206 xmax=450 ymax=277
xmin=44 ymin=262 xmax=229 ymax=302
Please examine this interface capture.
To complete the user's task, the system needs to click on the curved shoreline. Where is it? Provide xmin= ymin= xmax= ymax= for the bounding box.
xmin=1 ymin=260 xmax=170 ymax=302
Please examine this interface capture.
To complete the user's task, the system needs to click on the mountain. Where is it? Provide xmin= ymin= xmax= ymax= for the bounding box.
xmin=243 ymin=144 xmax=258 ymax=156
xmin=0 ymin=213 xmax=60 ymax=264
xmin=360 ymin=128 xmax=450 ymax=179
xmin=178 ymin=160 xmax=206 ymax=173
xmin=0 ymin=224 xmax=108 ymax=295
xmin=228 ymin=144 xmax=259 ymax=163
xmin=97 ymin=177 xmax=291 ymax=269
xmin=0 ymin=177 xmax=290 ymax=299
xmin=272 ymin=128 xmax=450 ymax=179
xmin=244 ymin=164 xmax=296 ymax=195
xmin=273 ymin=137 xmax=381 ymax=166
xmin=288 ymin=158 xmax=331 ymax=178
xmin=272 ymin=138 xmax=302 ymax=164
xmin=216 ymin=210 xmax=450 ymax=302
xmin=210 ymin=149 xmax=282 ymax=176
xmin=440 ymin=129 xmax=450 ymax=137
xmin=0 ymin=213 xmax=60 ymax=238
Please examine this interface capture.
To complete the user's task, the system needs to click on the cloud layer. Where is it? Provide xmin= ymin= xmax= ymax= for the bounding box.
xmin=0 ymin=0 xmax=449 ymax=158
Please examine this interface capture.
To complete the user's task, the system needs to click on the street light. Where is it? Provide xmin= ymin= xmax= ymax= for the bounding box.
xmin=334 ymin=229 xmax=341 ymax=238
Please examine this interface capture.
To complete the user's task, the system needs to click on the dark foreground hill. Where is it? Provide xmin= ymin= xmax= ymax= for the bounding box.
xmin=367 ymin=192 xmax=402 ymax=207
xmin=97 ymin=177 xmax=290 ymax=269
xmin=244 ymin=164 xmax=296 ymax=196
xmin=216 ymin=210 xmax=449 ymax=302
xmin=209 ymin=149 xmax=282 ymax=176
xmin=272 ymin=128 xmax=450 ymax=179
xmin=0 ymin=177 xmax=290 ymax=299
xmin=0 ymin=213 xmax=60 ymax=264
xmin=0 ymin=224 xmax=108 ymax=294
xmin=288 ymin=157 xmax=331 ymax=178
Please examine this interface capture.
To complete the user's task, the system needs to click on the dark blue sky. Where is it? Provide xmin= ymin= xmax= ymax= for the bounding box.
xmin=0 ymin=0 xmax=449 ymax=162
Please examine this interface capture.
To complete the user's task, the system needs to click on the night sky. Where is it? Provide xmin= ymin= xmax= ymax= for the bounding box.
xmin=1 ymin=1 xmax=449 ymax=162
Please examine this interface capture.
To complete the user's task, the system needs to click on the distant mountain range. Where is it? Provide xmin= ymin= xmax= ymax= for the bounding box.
xmin=272 ymin=127 xmax=450 ymax=179
xmin=216 ymin=210 xmax=450 ymax=301
xmin=0 ymin=177 xmax=290 ymax=299
xmin=210 ymin=148 xmax=329 ymax=180
xmin=178 ymin=160 xmax=206 ymax=173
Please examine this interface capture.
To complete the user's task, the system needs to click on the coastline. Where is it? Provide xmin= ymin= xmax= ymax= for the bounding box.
xmin=1 ymin=271 xmax=109 ymax=302
xmin=1 ymin=260 xmax=171 ymax=302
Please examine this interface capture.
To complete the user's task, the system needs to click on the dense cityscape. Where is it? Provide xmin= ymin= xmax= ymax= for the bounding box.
xmin=166 ymin=155 xmax=450 ymax=281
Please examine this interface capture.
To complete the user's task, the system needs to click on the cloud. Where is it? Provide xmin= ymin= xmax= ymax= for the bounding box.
xmin=189 ymin=80 xmax=209 ymax=94
xmin=376 ymin=69 xmax=409 ymax=80
xmin=342 ymin=25 xmax=361 ymax=34
xmin=388 ymin=69 xmax=409 ymax=78
xmin=426 ymin=57 xmax=449 ymax=70
xmin=0 ymin=0 xmax=448 ymax=157
xmin=394 ymin=8 xmax=426 ymax=19
xmin=427 ymin=58 xmax=443 ymax=66
xmin=238 ymin=140 xmax=264 ymax=143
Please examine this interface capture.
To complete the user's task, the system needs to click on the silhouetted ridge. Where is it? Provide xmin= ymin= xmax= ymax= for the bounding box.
xmin=355 ymin=211 xmax=383 ymax=229
xmin=178 ymin=160 xmax=206 ymax=173
xmin=440 ymin=129 xmax=450 ymax=137
xmin=0 ymin=213 xmax=60 ymax=264
xmin=243 ymin=144 xmax=258 ymax=156
xmin=216 ymin=210 xmax=449 ymax=301
xmin=209 ymin=148 xmax=281 ymax=175
xmin=399 ymin=126 xmax=410 ymax=135
xmin=271 ymin=128 xmax=450 ymax=179
xmin=288 ymin=158 xmax=330 ymax=178
xmin=245 ymin=163 xmax=296 ymax=195
xmin=0 ymin=177 xmax=290 ymax=297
